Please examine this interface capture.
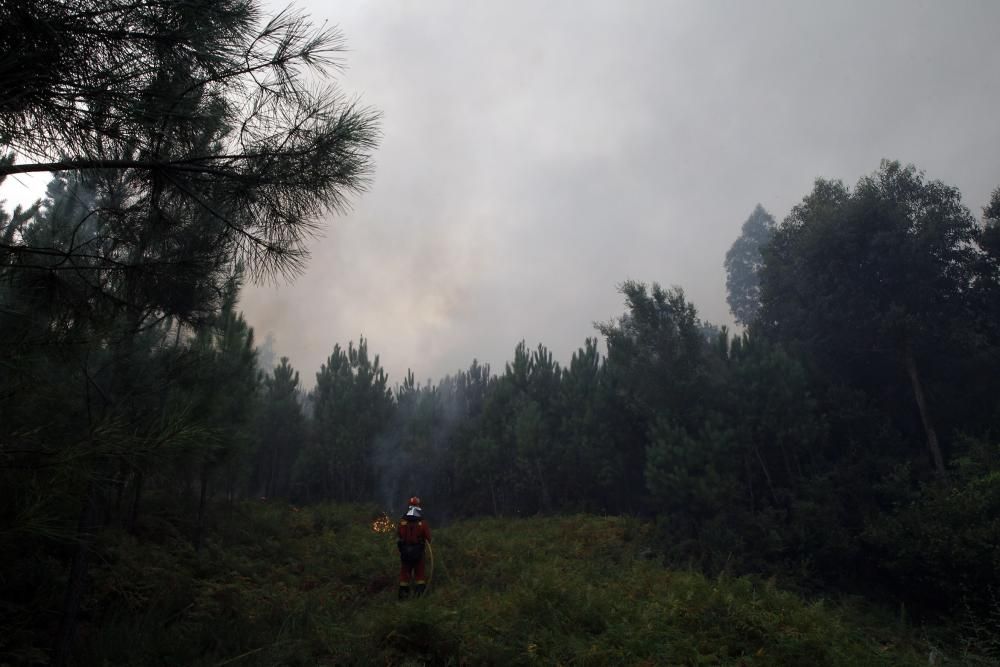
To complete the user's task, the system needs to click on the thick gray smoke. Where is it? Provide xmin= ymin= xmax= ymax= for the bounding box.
xmin=373 ymin=371 xmax=478 ymax=523
xmin=241 ymin=0 xmax=1000 ymax=388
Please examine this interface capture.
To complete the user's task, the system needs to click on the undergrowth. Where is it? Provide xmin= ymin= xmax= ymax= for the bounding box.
xmin=10 ymin=503 xmax=990 ymax=665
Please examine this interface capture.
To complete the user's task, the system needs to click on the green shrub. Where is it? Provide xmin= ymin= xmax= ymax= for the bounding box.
xmin=12 ymin=502 xmax=968 ymax=665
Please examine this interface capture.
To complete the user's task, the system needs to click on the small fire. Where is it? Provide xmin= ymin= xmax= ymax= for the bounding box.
xmin=371 ymin=512 xmax=395 ymax=533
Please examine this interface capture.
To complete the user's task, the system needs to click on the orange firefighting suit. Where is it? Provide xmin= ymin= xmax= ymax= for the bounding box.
xmin=397 ymin=516 xmax=432 ymax=589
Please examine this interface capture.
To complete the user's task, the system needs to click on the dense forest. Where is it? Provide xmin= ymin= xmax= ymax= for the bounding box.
xmin=2 ymin=0 xmax=1000 ymax=664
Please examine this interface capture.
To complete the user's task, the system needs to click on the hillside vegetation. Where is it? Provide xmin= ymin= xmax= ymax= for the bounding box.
xmin=16 ymin=503 xmax=966 ymax=666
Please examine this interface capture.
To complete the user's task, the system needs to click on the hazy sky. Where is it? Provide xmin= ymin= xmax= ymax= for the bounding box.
xmin=238 ymin=0 xmax=1000 ymax=387
xmin=7 ymin=1 xmax=998 ymax=386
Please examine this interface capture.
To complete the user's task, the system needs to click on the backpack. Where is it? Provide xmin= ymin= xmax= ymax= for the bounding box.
xmin=397 ymin=518 xmax=426 ymax=563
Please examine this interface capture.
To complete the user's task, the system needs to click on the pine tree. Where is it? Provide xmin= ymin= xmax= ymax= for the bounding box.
xmin=253 ymin=358 xmax=305 ymax=499
xmin=306 ymin=338 xmax=392 ymax=502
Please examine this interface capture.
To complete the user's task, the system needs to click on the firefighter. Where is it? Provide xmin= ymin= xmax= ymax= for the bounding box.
xmin=397 ymin=496 xmax=431 ymax=599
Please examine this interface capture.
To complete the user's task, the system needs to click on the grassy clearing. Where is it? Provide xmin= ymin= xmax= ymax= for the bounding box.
xmin=69 ymin=503 xmax=966 ymax=665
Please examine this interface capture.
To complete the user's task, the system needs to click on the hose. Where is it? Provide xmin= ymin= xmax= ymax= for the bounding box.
xmin=425 ymin=541 xmax=435 ymax=590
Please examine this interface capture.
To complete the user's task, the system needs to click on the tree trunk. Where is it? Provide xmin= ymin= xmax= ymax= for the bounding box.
xmin=114 ymin=467 xmax=127 ymax=518
xmin=779 ymin=444 xmax=795 ymax=486
xmin=127 ymin=470 xmax=143 ymax=534
xmin=267 ymin=442 xmax=280 ymax=498
xmin=53 ymin=484 xmax=99 ymax=667
xmin=753 ymin=444 xmax=779 ymax=505
xmin=194 ymin=465 xmax=209 ymax=552
xmin=488 ymin=473 xmax=499 ymax=517
xmin=534 ymin=457 xmax=552 ymax=513
xmin=903 ymin=345 xmax=948 ymax=479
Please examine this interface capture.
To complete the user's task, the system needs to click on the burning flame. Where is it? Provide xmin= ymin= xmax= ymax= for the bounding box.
xmin=371 ymin=512 xmax=395 ymax=534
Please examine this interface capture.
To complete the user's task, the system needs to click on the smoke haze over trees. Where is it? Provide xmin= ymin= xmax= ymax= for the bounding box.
xmin=232 ymin=0 xmax=1000 ymax=386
